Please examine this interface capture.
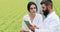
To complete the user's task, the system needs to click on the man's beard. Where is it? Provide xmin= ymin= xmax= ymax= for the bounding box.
xmin=43 ymin=9 xmax=49 ymax=17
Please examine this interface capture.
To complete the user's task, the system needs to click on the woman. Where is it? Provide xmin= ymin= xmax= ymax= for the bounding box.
xmin=20 ymin=2 xmax=43 ymax=32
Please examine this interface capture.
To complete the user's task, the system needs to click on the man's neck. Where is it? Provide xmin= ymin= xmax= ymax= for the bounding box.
xmin=47 ymin=9 xmax=53 ymax=17
xmin=49 ymin=9 xmax=52 ymax=13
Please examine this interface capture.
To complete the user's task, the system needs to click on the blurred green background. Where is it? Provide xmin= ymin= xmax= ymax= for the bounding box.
xmin=0 ymin=0 xmax=60 ymax=32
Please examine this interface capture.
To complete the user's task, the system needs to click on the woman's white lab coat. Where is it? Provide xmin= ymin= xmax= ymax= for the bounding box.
xmin=22 ymin=13 xmax=43 ymax=32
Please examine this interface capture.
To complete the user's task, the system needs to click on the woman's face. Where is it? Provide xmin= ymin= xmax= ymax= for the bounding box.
xmin=30 ymin=4 xmax=36 ymax=14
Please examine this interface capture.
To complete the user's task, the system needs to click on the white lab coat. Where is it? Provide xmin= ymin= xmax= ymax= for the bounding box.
xmin=22 ymin=13 xmax=43 ymax=32
xmin=36 ymin=11 xmax=60 ymax=32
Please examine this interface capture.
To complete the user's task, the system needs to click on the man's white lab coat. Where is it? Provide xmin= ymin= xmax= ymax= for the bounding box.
xmin=22 ymin=13 xmax=43 ymax=32
xmin=35 ymin=11 xmax=60 ymax=32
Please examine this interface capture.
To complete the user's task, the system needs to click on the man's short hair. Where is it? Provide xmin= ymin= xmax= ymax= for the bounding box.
xmin=42 ymin=0 xmax=52 ymax=3
xmin=27 ymin=2 xmax=37 ymax=12
xmin=40 ymin=0 xmax=53 ymax=9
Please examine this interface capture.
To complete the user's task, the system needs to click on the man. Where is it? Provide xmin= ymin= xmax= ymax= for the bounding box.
xmin=37 ymin=0 xmax=60 ymax=32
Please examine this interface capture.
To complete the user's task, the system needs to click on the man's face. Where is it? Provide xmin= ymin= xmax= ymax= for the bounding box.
xmin=42 ymin=4 xmax=47 ymax=12
xmin=42 ymin=4 xmax=49 ymax=17
xmin=30 ymin=4 xmax=36 ymax=14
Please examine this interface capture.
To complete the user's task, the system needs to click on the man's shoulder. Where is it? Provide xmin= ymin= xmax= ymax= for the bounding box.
xmin=45 ymin=11 xmax=60 ymax=21
xmin=52 ymin=11 xmax=59 ymax=19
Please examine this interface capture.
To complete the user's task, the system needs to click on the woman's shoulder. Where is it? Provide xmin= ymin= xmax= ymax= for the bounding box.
xmin=23 ymin=14 xmax=29 ymax=20
xmin=36 ymin=13 xmax=42 ymax=17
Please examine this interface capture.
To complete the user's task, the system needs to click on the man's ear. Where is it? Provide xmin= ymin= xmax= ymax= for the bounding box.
xmin=49 ymin=5 xmax=51 ymax=8
xmin=47 ymin=5 xmax=51 ymax=10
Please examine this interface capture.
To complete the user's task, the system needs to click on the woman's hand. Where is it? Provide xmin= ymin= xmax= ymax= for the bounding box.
xmin=20 ymin=30 xmax=25 ymax=32
xmin=20 ymin=29 xmax=29 ymax=32
xmin=28 ymin=25 xmax=36 ymax=31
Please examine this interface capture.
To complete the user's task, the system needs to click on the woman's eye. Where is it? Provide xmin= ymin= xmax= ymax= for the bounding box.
xmin=30 ymin=7 xmax=36 ymax=9
xmin=30 ymin=8 xmax=33 ymax=10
